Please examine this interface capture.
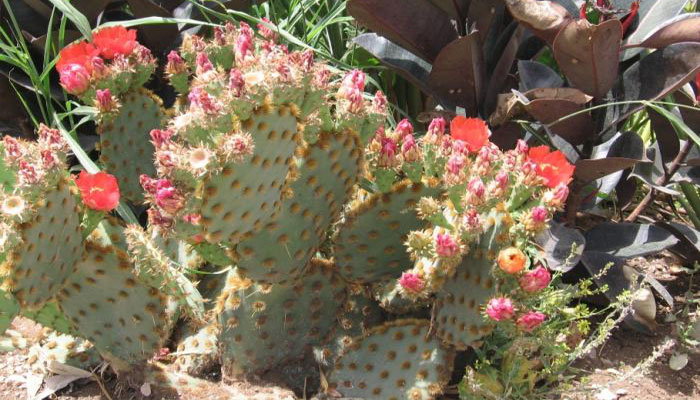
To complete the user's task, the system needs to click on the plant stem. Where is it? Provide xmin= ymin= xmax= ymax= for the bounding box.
xmin=626 ymin=140 xmax=694 ymax=222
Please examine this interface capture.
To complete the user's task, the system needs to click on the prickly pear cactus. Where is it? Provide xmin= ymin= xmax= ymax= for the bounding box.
xmin=0 ymin=19 xmax=574 ymax=399
xmin=27 ymin=331 xmax=101 ymax=373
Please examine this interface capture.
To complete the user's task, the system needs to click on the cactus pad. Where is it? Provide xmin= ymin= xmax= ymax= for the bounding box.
xmin=98 ymin=88 xmax=165 ymax=203
xmin=1 ymin=180 xmax=82 ymax=309
xmin=57 ymin=242 xmax=175 ymax=369
xmin=218 ymin=259 xmax=345 ymax=378
xmin=27 ymin=331 xmax=100 ymax=374
xmin=200 ymin=105 xmax=302 ymax=245
xmin=434 ymin=253 xmax=495 ymax=350
xmin=0 ymin=290 xmax=18 ymax=335
xmin=174 ymin=323 xmax=220 ymax=376
xmin=328 ymin=319 xmax=454 ymax=400
xmin=234 ymin=131 xmax=363 ymax=283
xmin=334 ymin=180 xmax=441 ymax=283
xmin=22 ymin=301 xmax=76 ymax=335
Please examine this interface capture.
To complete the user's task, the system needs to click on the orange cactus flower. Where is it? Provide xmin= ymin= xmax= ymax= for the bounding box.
xmin=450 ymin=116 xmax=490 ymax=153
xmin=93 ymin=26 xmax=138 ymax=59
xmin=497 ymin=247 xmax=527 ymax=274
xmin=56 ymin=41 xmax=99 ymax=74
xmin=75 ymin=171 xmax=120 ymax=212
xmin=527 ymin=146 xmax=575 ymax=188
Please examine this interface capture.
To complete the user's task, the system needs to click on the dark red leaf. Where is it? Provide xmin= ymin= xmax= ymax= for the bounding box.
xmin=575 ymin=157 xmax=641 ymax=183
xmin=627 ymin=14 xmax=700 ymax=49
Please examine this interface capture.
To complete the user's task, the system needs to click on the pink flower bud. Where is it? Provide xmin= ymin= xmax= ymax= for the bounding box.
xmin=399 ymin=272 xmax=425 ymax=293
xmin=341 ymin=70 xmax=365 ymax=92
xmin=276 ymin=62 xmax=291 ymax=81
xmin=257 ymin=17 xmax=275 ymax=40
xmin=446 ymin=153 xmax=465 ymax=175
xmin=401 ymin=133 xmax=416 ymax=154
xmin=299 ymin=49 xmax=314 ymax=71
xmin=548 ymin=184 xmax=570 ymax=207
xmin=464 ymin=208 xmax=480 ymax=229
xmin=495 ymin=171 xmax=509 ymax=188
xmin=372 ymin=90 xmax=387 ymax=114
xmin=183 ymin=213 xmax=201 ymax=225
xmin=40 ymin=149 xmax=58 ymax=169
xmin=228 ymin=68 xmax=245 ymax=97
xmin=213 ymin=26 xmax=227 ymax=45
xmin=91 ymin=57 xmax=106 ymax=78
xmin=467 ymin=177 xmax=486 ymax=199
xmin=188 ymin=87 xmax=221 ymax=114
xmin=428 ymin=117 xmax=446 ymax=137
xmin=195 ymin=52 xmax=213 ymax=75
xmin=2 ymin=136 xmax=22 ymax=160
xmin=59 ymin=64 xmax=90 ymax=95
xmin=139 ymin=174 xmax=158 ymax=195
xmin=516 ymin=139 xmax=529 ymax=154
xmin=166 ymin=51 xmax=187 ymax=75
xmin=18 ymin=160 xmax=39 ymax=185
xmin=147 ymin=207 xmax=173 ymax=229
xmin=95 ymin=89 xmax=117 ymax=113
xmin=486 ymin=297 xmax=515 ymax=321
xmin=516 ymin=311 xmax=546 ymax=332
xmin=345 ymin=87 xmax=364 ymax=113
xmin=531 ymin=206 xmax=548 ymax=223
xmin=37 ymin=124 xmax=66 ymax=151
xmin=314 ymin=68 xmax=331 ymax=87
xmin=435 ymin=233 xmax=459 ymax=257
xmin=150 ymin=129 xmax=174 ymax=149
xmin=380 ymin=137 xmax=397 ymax=164
xmin=519 ymin=266 xmax=551 ymax=293
xmin=155 ymin=179 xmax=182 ymax=214
xmin=235 ymin=23 xmax=253 ymax=61
xmin=395 ymin=119 xmax=414 ymax=139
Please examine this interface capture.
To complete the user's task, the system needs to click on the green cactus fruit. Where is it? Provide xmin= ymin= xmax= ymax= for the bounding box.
xmin=217 ymin=258 xmax=346 ymax=379
xmin=0 ymin=179 xmax=82 ymax=309
xmin=372 ymin=280 xmax=430 ymax=315
xmin=199 ymin=105 xmax=303 ymax=246
xmin=328 ymin=319 xmax=454 ymax=400
xmin=27 ymin=331 xmax=100 ymax=374
xmin=433 ymin=252 xmax=496 ymax=350
xmin=22 ymin=301 xmax=76 ymax=336
xmin=98 ymin=88 xmax=165 ymax=203
xmin=333 ymin=179 xmax=442 ymax=283
xmin=0 ymin=289 xmax=18 ymax=335
xmin=57 ymin=241 xmax=177 ymax=371
xmin=234 ymin=131 xmax=363 ymax=283
xmin=174 ymin=323 xmax=219 ymax=376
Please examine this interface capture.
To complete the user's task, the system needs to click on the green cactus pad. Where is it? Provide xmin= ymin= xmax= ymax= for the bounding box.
xmin=372 ymin=280 xmax=431 ymax=315
xmin=98 ymin=88 xmax=165 ymax=203
xmin=27 ymin=331 xmax=100 ymax=374
xmin=200 ymin=105 xmax=302 ymax=246
xmin=174 ymin=323 xmax=219 ymax=376
xmin=434 ymin=252 xmax=496 ymax=350
xmin=234 ymin=131 xmax=363 ymax=283
xmin=328 ymin=319 xmax=454 ymax=400
xmin=218 ymin=259 xmax=345 ymax=378
xmin=57 ymin=242 xmax=176 ymax=369
xmin=338 ymin=285 xmax=384 ymax=338
xmin=1 ymin=179 xmax=82 ymax=309
xmin=333 ymin=179 xmax=442 ymax=283
xmin=22 ymin=301 xmax=76 ymax=336
xmin=0 ymin=289 xmax=18 ymax=335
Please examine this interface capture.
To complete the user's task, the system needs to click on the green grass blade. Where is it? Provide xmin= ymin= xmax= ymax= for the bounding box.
xmin=46 ymin=0 xmax=92 ymax=40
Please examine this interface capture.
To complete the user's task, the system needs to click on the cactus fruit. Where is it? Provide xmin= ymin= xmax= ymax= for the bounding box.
xmin=217 ymin=259 xmax=346 ymax=379
xmin=98 ymin=89 xmax=165 ymax=203
xmin=333 ymin=179 xmax=442 ymax=283
xmin=328 ymin=319 xmax=454 ymax=400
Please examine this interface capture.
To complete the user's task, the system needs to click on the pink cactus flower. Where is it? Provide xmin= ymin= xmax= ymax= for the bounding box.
xmin=467 ymin=177 xmax=486 ymax=199
xmin=435 ymin=232 xmax=459 ymax=257
xmin=531 ymin=206 xmax=548 ymax=223
xmin=95 ymin=89 xmax=117 ymax=113
xmin=516 ymin=139 xmax=529 ymax=154
xmin=486 ymin=297 xmax=515 ymax=321
xmin=276 ymin=62 xmax=292 ymax=81
xmin=395 ymin=119 xmax=413 ymax=138
xmin=516 ymin=311 xmax=547 ymax=332
xmin=345 ymin=87 xmax=364 ymax=113
xmin=195 ymin=52 xmax=213 ymax=75
xmin=519 ymin=266 xmax=551 ymax=293
xmin=59 ymin=64 xmax=90 ymax=95
xmin=399 ymin=272 xmax=425 ymax=293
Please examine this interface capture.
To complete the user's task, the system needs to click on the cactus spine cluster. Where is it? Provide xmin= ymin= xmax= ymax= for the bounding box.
xmin=0 ymin=20 xmax=571 ymax=399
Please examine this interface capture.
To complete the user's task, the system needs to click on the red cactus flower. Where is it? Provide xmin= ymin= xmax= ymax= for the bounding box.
xmin=56 ymin=41 xmax=99 ymax=74
xmin=450 ymin=116 xmax=490 ymax=153
xmin=527 ymin=146 xmax=575 ymax=188
xmin=75 ymin=171 xmax=120 ymax=211
xmin=92 ymin=26 xmax=138 ymax=59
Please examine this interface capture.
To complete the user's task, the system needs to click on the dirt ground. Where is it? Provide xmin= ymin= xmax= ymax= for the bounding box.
xmin=1 ymin=253 xmax=698 ymax=400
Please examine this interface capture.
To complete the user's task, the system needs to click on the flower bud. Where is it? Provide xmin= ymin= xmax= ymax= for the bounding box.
xmin=166 ymin=51 xmax=187 ymax=75
xmin=435 ymin=232 xmax=459 ymax=257
xmin=519 ymin=266 xmax=551 ymax=293
xmin=150 ymin=129 xmax=174 ymax=149
xmin=516 ymin=311 xmax=546 ymax=332
xmin=372 ymin=90 xmax=387 ymax=114
xmin=229 ymin=69 xmax=245 ymax=96
xmin=59 ymin=64 xmax=90 ymax=95
xmin=257 ymin=17 xmax=276 ymax=40
xmin=95 ymin=89 xmax=118 ymax=113
xmin=486 ymin=297 xmax=515 ymax=321
xmin=516 ymin=139 xmax=529 ymax=154
xmin=428 ymin=117 xmax=446 ymax=137
xmin=467 ymin=177 xmax=486 ymax=199
xmin=195 ymin=52 xmax=213 ymax=75
xmin=531 ymin=206 xmax=548 ymax=223
xmin=395 ymin=119 xmax=413 ymax=138
xmin=398 ymin=272 xmax=425 ymax=293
